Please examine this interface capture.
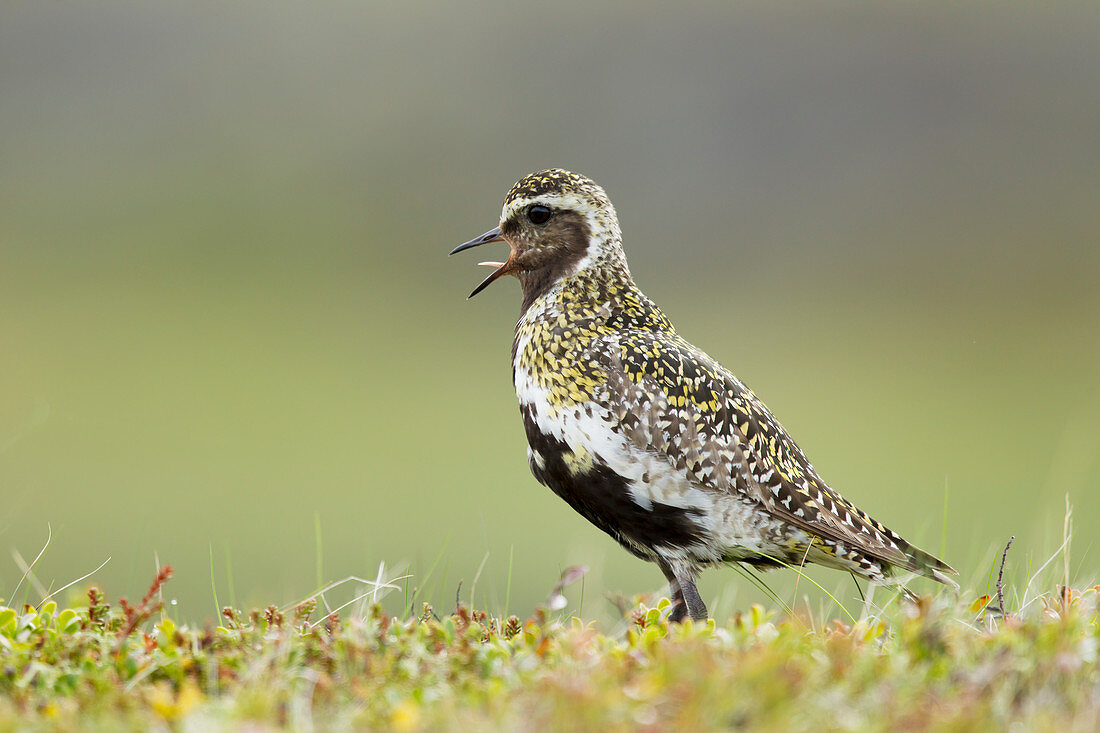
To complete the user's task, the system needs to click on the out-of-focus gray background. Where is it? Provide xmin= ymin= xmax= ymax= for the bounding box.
xmin=3 ymin=2 xmax=1098 ymax=621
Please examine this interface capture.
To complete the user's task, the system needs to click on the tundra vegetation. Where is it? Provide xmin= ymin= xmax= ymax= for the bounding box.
xmin=1 ymin=540 xmax=1098 ymax=731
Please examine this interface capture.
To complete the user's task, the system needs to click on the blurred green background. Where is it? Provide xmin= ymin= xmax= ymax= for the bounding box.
xmin=2 ymin=2 xmax=1098 ymax=622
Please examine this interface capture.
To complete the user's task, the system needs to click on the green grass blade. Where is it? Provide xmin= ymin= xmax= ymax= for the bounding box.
xmin=209 ymin=543 xmax=220 ymax=621
xmin=314 ymin=511 xmax=323 ymax=590
xmin=409 ymin=537 xmax=451 ymax=612
xmin=758 ymin=553 xmax=858 ymax=625
xmin=941 ymin=475 xmax=949 ymax=560
xmin=505 ymin=544 xmax=514 ymax=618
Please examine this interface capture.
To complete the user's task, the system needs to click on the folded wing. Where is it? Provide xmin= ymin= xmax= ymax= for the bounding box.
xmin=592 ymin=328 xmax=957 ymax=585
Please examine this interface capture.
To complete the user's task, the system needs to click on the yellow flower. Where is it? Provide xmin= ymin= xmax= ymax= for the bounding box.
xmin=390 ymin=700 xmax=421 ymax=732
xmin=149 ymin=681 xmax=203 ymax=722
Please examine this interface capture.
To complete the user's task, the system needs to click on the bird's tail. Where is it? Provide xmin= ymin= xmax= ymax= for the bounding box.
xmin=897 ymin=541 xmax=959 ymax=591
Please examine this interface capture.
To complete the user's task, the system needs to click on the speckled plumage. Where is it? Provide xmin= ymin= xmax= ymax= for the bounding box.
xmin=453 ymin=169 xmax=957 ymax=621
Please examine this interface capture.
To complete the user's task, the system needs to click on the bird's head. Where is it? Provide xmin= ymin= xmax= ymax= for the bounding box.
xmin=450 ymin=169 xmax=627 ymax=303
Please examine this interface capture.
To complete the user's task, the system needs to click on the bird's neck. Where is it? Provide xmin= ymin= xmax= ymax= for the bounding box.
xmin=516 ymin=250 xmax=674 ymax=338
xmin=517 ymin=233 xmax=632 ymax=315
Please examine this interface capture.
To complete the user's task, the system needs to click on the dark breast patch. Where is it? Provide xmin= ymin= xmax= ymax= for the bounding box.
xmin=520 ymin=405 xmax=704 ymax=560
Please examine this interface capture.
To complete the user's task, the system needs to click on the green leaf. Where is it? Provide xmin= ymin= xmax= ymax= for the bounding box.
xmin=57 ymin=608 xmax=79 ymax=632
xmin=0 ymin=608 xmax=16 ymax=636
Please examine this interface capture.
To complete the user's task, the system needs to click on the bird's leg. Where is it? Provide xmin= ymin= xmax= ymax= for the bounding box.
xmin=679 ymin=576 xmax=708 ymax=622
xmin=660 ymin=561 xmax=708 ymax=622
xmin=659 ymin=562 xmax=688 ymax=622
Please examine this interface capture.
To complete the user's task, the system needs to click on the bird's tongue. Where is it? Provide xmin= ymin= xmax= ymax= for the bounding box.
xmin=466 ymin=255 xmax=515 ymax=299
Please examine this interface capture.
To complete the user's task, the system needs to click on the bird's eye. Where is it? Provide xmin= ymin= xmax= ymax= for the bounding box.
xmin=527 ymin=205 xmax=552 ymax=225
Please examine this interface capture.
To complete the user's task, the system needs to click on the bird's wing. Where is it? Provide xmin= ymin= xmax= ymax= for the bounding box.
xmin=592 ymin=328 xmax=956 ymax=581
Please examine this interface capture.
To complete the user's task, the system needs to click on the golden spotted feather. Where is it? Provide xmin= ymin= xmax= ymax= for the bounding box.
xmin=588 ymin=307 xmax=956 ymax=585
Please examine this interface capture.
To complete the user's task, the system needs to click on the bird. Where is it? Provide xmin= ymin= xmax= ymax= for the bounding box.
xmin=450 ymin=168 xmax=957 ymax=622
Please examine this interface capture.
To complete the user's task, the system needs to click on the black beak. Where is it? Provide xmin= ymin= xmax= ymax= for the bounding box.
xmin=449 ymin=226 xmax=503 ymax=255
xmin=450 ymin=226 xmax=514 ymax=298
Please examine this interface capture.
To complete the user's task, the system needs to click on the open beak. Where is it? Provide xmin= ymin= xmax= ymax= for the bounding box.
xmin=449 ymin=226 xmax=515 ymax=298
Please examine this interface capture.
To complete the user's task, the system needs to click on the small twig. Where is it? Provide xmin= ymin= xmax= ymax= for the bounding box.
xmin=1020 ymin=533 xmax=1070 ymax=612
xmin=996 ymin=536 xmax=1014 ymax=619
xmin=454 ymin=580 xmax=463 ymax=612
xmin=278 ymin=570 xmax=406 ymax=615
xmin=305 ymin=581 xmax=408 ymax=629
xmin=37 ymin=556 xmax=112 ymax=609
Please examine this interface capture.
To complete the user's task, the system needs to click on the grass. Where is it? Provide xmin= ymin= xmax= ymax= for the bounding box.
xmin=1 ymin=554 xmax=1099 ymax=731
